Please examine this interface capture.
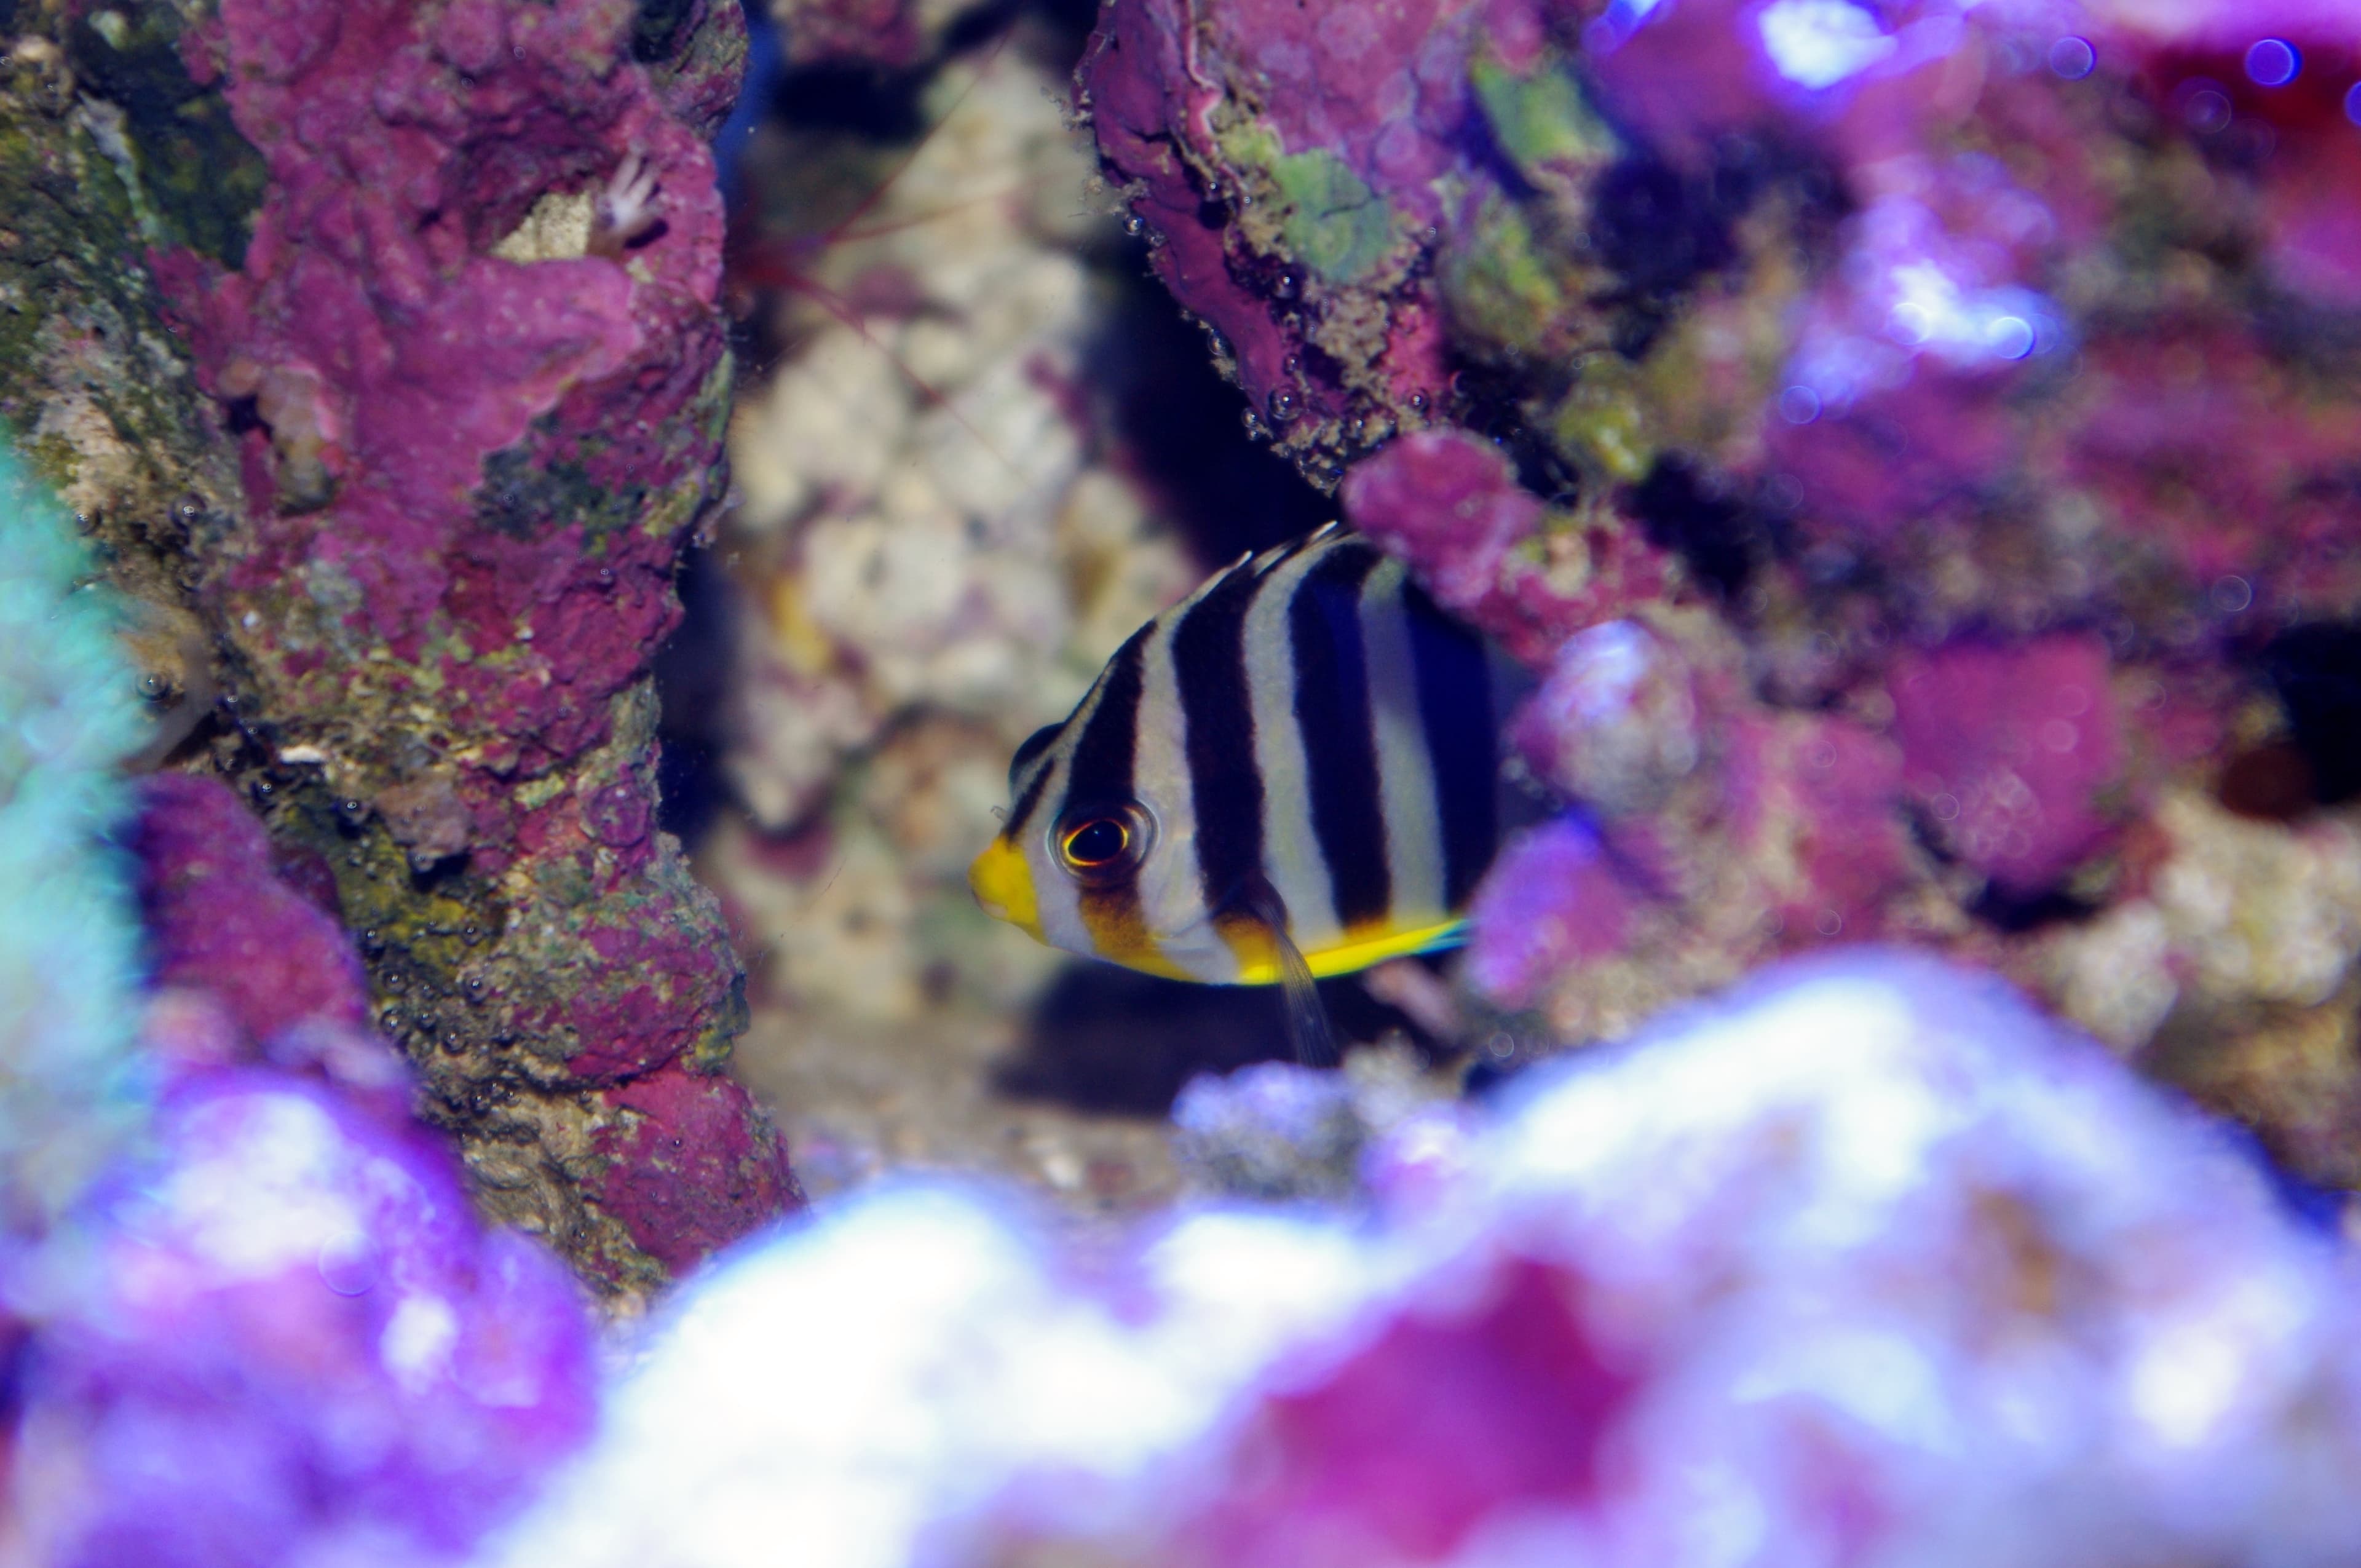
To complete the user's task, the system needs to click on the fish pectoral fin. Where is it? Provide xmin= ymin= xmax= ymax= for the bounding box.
xmin=1231 ymin=874 xmax=1337 ymax=1069
xmin=1273 ymin=921 xmax=1339 ymax=1070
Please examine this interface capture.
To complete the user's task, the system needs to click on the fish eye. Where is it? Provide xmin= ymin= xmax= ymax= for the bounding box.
xmin=1063 ymin=817 xmax=1128 ymax=865
xmin=1052 ymin=804 xmax=1152 ymax=885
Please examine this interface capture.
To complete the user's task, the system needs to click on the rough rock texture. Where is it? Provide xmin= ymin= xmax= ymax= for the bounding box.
xmin=1169 ymin=1041 xmax=1455 ymax=1202
xmin=484 ymin=956 xmax=2361 ymax=1568
xmin=1082 ymin=0 xmax=2361 ymax=1189
xmin=0 ymin=0 xmax=795 ymax=1299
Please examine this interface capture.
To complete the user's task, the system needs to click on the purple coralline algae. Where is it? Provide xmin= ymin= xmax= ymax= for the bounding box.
xmin=1081 ymin=0 xmax=2361 ymax=1182
xmin=63 ymin=0 xmax=804 ymax=1297
xmin=12 ymin=1066 xmax=597 ymax=1568
xmin=133 ymin=774 xmax=371 ymax=1049
xmin=6 ymin=773 xmax=599 ymax=1567
xmin=482 ymin=955 xmax=2361 ymax=1568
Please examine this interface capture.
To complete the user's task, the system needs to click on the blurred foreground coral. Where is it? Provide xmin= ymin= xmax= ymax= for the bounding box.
xmin=489 ymin=956 xmax=2361 ymax=1568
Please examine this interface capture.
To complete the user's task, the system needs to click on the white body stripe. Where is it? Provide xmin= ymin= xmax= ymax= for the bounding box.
xmin=1129 ymin=570 xmax=1233 ymax=981
xmin=1358 ymin=558 xmax=1447 ymax=933
xmin=1024 ymin=732 xmax=1091 ymax=961
xmin=1243 ymin=535 xmax=1345 ymax=951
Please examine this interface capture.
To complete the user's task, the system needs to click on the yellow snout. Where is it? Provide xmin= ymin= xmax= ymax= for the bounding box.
xmin=968 ymin=835 xmax=1043 ymax=940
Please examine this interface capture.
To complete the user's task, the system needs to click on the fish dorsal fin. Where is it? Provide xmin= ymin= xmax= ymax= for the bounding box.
xmin=1232 ymin=872 xmax=1338 ymax=1069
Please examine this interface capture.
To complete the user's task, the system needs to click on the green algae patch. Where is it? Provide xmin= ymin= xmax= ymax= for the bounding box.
xmin=1470 ymin=52 xmax=1616 ymax=188
xmin=1220 ymin=122 xmax=1396 ymax=287
xmin=1550 ymin=355 xmax=1655 ymax=484
xmin=1271 ymin=148 xmax=1394 ymax=285
xmin=1442 ymin=193 xmax=1570 ymax=357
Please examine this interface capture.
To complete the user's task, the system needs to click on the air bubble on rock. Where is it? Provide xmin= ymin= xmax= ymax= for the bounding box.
xmin=1273 ymin=270 xmax=1300 ymax=301
xmin=316 ymin=1231 xmax=377 ymax=1296
xmin=1986 ymin=315 xmax=2036 ymax=360
xmin=2181 ymin=84 xmax=2232 ymax=134
xmin=337 ymin=798 xmax=368 ymax=824
xmin=1407 ymin=390 xmax=1430 ymax=415
xmin=2245 ymin=39 xmax=2298 ymax=88
xmin=2048 ymin=36 xmax=2094 ymax=79
xmin=1241 ymin=410 xmax=1267 ymax=441
xmin=1268 ymin=388 xmax=1300 ymax=424
xmin=1122 ymin=213 xmax=1144 ymax=237
xmin=139 ymin=672 xmax=169 ymax=700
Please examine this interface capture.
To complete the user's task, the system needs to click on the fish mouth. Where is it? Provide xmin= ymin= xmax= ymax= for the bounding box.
xmin=968 ymin=836 xmax=1043 ymax=939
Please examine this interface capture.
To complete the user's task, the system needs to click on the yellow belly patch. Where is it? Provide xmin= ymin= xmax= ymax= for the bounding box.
xmin=1226 ymin=916 xmax=1470 ymax=986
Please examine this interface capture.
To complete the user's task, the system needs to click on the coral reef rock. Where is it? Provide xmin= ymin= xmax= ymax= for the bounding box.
xmin=484 ymin=954 xmax=2361 ymax=1568
xmin=0 ymin=0 xmax=796 ymax=1299
xmin=1082 ymin=0 xmax=2361 ymax=1190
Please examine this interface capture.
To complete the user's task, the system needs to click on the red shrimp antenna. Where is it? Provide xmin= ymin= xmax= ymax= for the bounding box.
xmin=724 ymin=33 xmax=1034 ymax=480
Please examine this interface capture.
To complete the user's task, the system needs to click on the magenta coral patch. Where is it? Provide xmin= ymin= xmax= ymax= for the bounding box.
xmin=1189 ymin=1256 xmax=1635 ymax=1566
xmin=592 ymin=1066 xmax=800 ymax=1274
xmin=133 ymin=774 xmax=370 ymax=1046
xmin=1889 ymin=636 xmax=2124 ymax=897
xmin=1465 ymin=818 xmax=1646 ymax=1007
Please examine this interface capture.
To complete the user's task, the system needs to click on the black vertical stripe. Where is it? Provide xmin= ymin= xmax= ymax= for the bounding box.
xmin=1175 ymin=564 xmax=1265 ymax=912
xmin=1006 ymin=745 xmax=1059 ymax=840
xmin=1062 ymin=625 xmax=1150 ymax=818
xmin=1402 ymin=578 xmax=1497 ymax=908
xmin=1065 ymin=626 xmax=1155 ymax=956
xmin=1289 ymin=542 xmax=1390 ymax=929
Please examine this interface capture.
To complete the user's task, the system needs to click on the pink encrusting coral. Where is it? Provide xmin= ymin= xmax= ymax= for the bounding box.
xmin=480 ymin=956 xmax=2361 ymax=1568
xmin=1082 ymin=0 xmax=2361 ymax=1183
xmin=146 ymin=0 xmax=796 ymax=1295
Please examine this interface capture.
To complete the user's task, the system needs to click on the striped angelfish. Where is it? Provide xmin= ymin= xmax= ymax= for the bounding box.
xmin=968 ymin=525 xmax=1514 ymax=1061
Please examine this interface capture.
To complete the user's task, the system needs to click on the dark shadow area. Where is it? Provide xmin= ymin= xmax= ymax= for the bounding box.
xmin=1966 ymin=881 xmax=2100 ymax=935
xmin=652 ymin=546 xmax=738 ymax=844
xmin=1090 ymin=255 xmax=1336 ymax=569
xmin=2260 ymin=622 xmax=2361 ymax=807
xmin=995 ymin=964 xmax=1436 ymax=1116
xmin=1627 ymin=455 xmax=1773 ymax=602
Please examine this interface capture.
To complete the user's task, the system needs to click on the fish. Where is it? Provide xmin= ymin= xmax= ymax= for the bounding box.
xmin=968 ymin=524 xmax=1517 ymax=1064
